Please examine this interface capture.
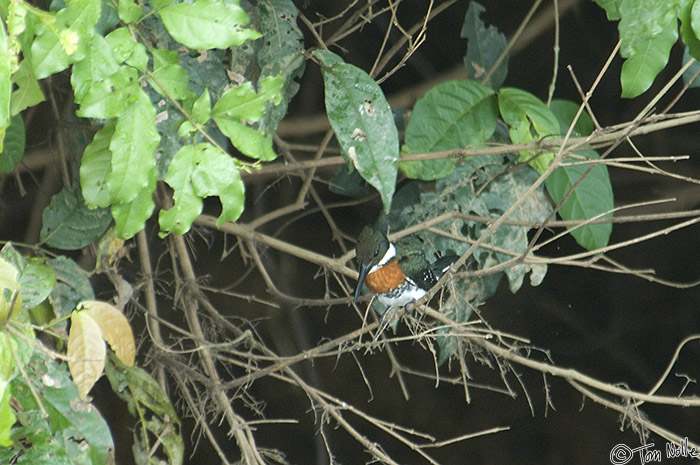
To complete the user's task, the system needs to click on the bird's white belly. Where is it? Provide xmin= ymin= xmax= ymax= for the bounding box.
xmin=377 ymin=285 xmax=426 ymax=307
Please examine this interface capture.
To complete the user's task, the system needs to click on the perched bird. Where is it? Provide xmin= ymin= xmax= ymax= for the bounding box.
xmin=353 ymin=226 xmax=458 ymax=308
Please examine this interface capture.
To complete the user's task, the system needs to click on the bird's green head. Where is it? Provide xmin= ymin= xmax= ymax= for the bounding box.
xmin=354 ymin=226 xmax=390 ymax=304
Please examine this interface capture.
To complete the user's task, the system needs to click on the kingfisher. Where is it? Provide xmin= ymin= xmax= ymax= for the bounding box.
xmin=353 ymin=226 xmax=458 ymax=308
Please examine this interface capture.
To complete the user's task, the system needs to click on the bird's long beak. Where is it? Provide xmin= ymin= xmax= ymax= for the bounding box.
xmin=353 ymin=262 xmax=371 ymax=304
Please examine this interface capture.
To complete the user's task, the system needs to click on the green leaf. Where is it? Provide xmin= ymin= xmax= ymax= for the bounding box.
xmin=618 ymin=0 xmax=679 ymax=98
xmin=107 ymin=91 xmax=160 ymax=204
xmin=0 ymin=376 xmax=16 ymax=447
xmin=62 ymin=0 xmax=102 ymax=59
xmin=118 ymin=0 xmax=142 ymax=23
xmin=10 ymin=60 xmax=45 ymax=115
xmin=159 ymin=143 xmax=244 ymax=235
xmin=149 ymin=49 xmax=196 ymax=101
xmin=0 ymin=114 xmax=25 ymax=173
xmin=75 ymin=65 xmax=140 ymax=119
xmin=40 ymin=188 xmax=112 ymax=250
xmin=110 ymin=171 xmax=156 ymax=239
xmin=191 ymin=88 xmax=211 ymax=125
xmin=47 ymin=256 xmax=94 ymax=321
xmin=498 ymin=87 xmax=559 ymax=173
xmin=549 ymin=99 xmax=594 ymax=135
xmin=105 ymin=26 xmax=147 ymax=71
xmin=314 ymin=49 xmax=399 ymax=213
xmin=29 ymin=0 xmax=102 ymax=77
xmin=212 ymin=76 xmax=282 ymax=160
xmin=0 ymin=254 xmax=21 ymax=321
xmin=548 ymin=94 xmax=613 ymax=251
xmin=680 ymin=1 xmax=700 ymax=62
xmin=212 ymin=76 xmax=283 ymax=122
xmin=0 ymin=21 xmax=11 ymax=153
xmin=461 ymin=1 xmax=508 ymax=88
xmin=0 ymin=246 xmax=56 ymax=311
xmin=71 ymin=34 xmax=119 ymax=103
xmin=400 ymin=79 xmax=498 ymax=180
xmin=692 ymin=0 xmax=700 ymax=41
xmin=593 ymin=0 xmax=621 ymax=20
xmin=30 ymin=31 xmax=70 ymax=79
xmin=160 ymin=0 xmax=262 ymax=50
xmin=214 ymin=118 xmax=276 ymax=160
xmin=80 ymin=121 xmax=115 ymax=209
xmin=545 ymin=150 xmax=614 ymax=251
xmin=682 ymin=46 xmax=700 ymax=88
xmin=0 ymin=332 xmax=16 ymax=381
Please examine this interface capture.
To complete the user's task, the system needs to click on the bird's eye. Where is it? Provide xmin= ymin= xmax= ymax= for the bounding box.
xmin=373 ymin=250 xmax=379 ymax=257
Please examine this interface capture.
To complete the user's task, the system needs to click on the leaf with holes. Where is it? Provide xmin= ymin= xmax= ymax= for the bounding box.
xmin=461 ymin=1 xmax=508 ymax=88
xmin=314 ymin=49 xmax=399 ymax=213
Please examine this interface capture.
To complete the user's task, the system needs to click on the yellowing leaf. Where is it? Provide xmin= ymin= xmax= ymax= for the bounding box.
xmin=68 ymin=310 xmax=106 ymax=398
xmin=0 ymin=257 xmax=22 ymax=321
xmin=79 ymin=300 xmax=135 ymax=366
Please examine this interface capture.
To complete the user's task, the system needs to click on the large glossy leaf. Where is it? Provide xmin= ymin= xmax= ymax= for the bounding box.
xmin=118 ymin=0 xmax=142 ymax=23
xmin=461 ymin=1 xmax=508 ymax=88
xmin=107 ymin=91 xmax=160 ymax=204
xmin=400 ymin=79 xmax=498 ymax=180
xmin=160 ymin=0 xmax=261 ymax=49
xmin=212 ymin=76 xmax=283 ymax=122
xmin=314 ymin=49 xmax=399 ymax=213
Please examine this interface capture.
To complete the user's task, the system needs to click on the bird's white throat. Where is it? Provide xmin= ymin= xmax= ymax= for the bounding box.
xmin=369 ymin=243 xmax=396 ymax=273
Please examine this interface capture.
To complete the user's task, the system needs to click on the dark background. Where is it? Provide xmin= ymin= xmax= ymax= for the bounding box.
xmin=3 ymin=0 xmax=700 ymax=464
